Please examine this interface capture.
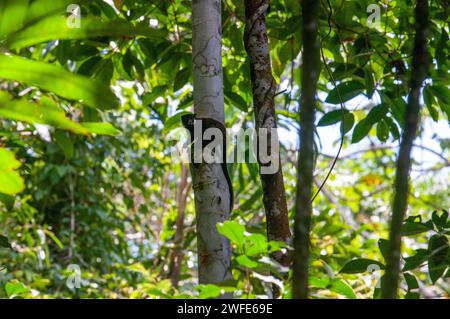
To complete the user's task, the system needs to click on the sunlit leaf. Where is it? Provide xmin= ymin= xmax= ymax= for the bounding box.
xmin=0 ymin=148 xmax=24 ymax=195
xmin=0 ymin=92 xmax=89 ymax=134
xmin=0 ymin=54 xmax=118 ymax=110
xmin=340 ymin=258 xmax=384 ymax=274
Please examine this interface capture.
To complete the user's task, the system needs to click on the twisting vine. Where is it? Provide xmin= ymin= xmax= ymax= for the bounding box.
xmin=311 ymin=0 xmax=346 ymax=203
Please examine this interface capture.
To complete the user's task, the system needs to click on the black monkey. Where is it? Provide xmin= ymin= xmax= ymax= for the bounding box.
xmin=181 ymin=114 xmax=233 ymax=212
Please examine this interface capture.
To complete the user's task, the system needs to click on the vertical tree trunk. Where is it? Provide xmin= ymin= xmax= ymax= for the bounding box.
xmin=382 ymin=0 xmax=429 ymax=299
xmin=168 ymin=163 xmax=190 ymax=288
xmin=190 ymin=0 xmax=233 ymax=296
xmin=293 ymin=0 xmax=320 ymax=299
xmin=243 ymin=0 xmax=292 ymax=296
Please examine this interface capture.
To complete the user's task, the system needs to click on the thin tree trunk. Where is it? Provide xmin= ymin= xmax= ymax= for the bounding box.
xmin=382 ymin=0 xmax=429 ymax=299
xmin=169 ymin=163 xmax=190 ymax=288
xmin=243 ymin=0 xmax=292 ymax=296
xmin=189 ymin=0 xmax=232 ymax=296
xmin=293 ymin=0 xmax=320 ymax=299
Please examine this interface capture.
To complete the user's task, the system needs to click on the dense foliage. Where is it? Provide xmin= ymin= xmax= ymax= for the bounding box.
xmin=0 ymin=0 xmax=448 ymax=299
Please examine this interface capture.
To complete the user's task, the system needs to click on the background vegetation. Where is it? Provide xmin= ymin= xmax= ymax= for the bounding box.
xmin=0 ymin=0 xmax=448 ymax=299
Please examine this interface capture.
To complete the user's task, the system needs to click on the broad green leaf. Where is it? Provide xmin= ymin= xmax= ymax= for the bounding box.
xmin=428 ymin=235 xmax=449 ymax=283
xmin=340 ymin=112 xmax=355 ymax=134
xmin=404 ymin=272 xmax=419 ymax=290
xmin=340 ymin=258 xmax=384 ymax=274
xmin=351 ymin=119 xmax=372 ymax=143
xmin=217 ymin=221 xmax=246 ymax=249
xmin=403 ymin=220 xmax=433 ymax=236
xmin=432 ymin=210 xmax=448 ymax=231
xmin=54 ymin=131 xmax=74 ymax=159
xmin=309 ymin=276 xmax=330 ymax=289
xmin=423 ymin=86 xmax=439 ymax=122
xmin=5 ymin=280 xmax=29 ymax=298
xmin=325 ymin=81 xmax=365 ymax=104
xmin=0 ymin=54 xmax=118 ymax=110
xmin=0 ymin=92 xmax=89 ymax=134
xmin=163 ymin=111 xmax=190 ymax=134
xmin=197 ymin=284 xmax=235 ymax=299
xmin=330 ymin=279 xmax=356 ymax=299
xmin=225 ymin=91 xmax=248 ymax=111
xmin=0 ymin=148 xmax=24 ymax=195
xmin=317 ymin=109 xmax=349 ymax=126
xmin=376 ymin=120 xmax=389 ymax=142
xmin=244 ymin=233 xmax=268 ymax=256
xmin=174 ymin=68 xmax=191 ymax=92
xmin=81 ymin=122 xmax=120 ymax=136
xmin=236 ymin=255 xmax=258 ymax=268
xmin=0 ymin=0 xmax=29 ymax=39
xmin=366 ymin=104 xmax=389 ymax=125
xmin=6 ymin=16 xmax=167 ymax=49
xmin=403 ymin=249 xmax=428 ymax=271
xmin=268 ymin=240 xmax=287 ymax=253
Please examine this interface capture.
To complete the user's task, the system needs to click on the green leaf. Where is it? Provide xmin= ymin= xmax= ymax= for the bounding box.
xmin=309 ymin=276 xmax=330 ymax=289
xmin=197 ymin=284 xmax=234 ymax=299
xmin=403 ymin=220 xmax=433 ymax=236
xmin=428 ymin=235 xmax=449 ymax=284
xmin=423 ymin=86 xmax=439 ymax=122
xmin=351 ymin=119 xmax=372 ymax=143
xmin=5 ymin=280 xmax=29 ymax=298
xmin=236 ymin=255 xmax=258 ymax=268
xmin=0 ymin=0 xmax=29 ymax=39
xmin=330 ymin=279 xmax=356 ymax=299
xmin=0 ymin=148 xmax=24 ymax=195
xmin=0 ymin=93 xmax=89 ymax=135
xmin=0 ymin=234 xmax=11 ymax=249
xmin=366 ymin=104 xmax=389 ymax=125
xmin=81 ymin=122 xmax=120 ymax=136
xmin=6 ymin=16 xmax=167 ymax=49
xmin=268 ymin=240 xmax=287 ymax=253
xmin=0 ymin=54 xmax=118 ymax=110
xmin=376 ymin=120 xmax=389 ymax=142
xmin=244 ymin=233 xmax=268 ymax=256
xmin=340 ymin=258 xmax=385 ymax=274
xmin=403 ymin=272 xmax=419 ymax=290
xmin=432 ymin=210 xmax=448 ymax=231
xmin=164 ymin=111 xmax=190 ymax=134
xmin=403 ymin=249 xmax=428 ymax=271
xmin=54 ymin=131 xmax=74 ymax=159
xmin=325 ymin=80 xmax=365 ymax=104
xmin=404 ymin=272 xmax=420 ymax=299
xmin=317 ymin=109 xmax=349 ymax=126
xmin=225 ymin=91 xmax=248 ymax=111
xmin=378 ymin=239 xmax=389 ymax=261
xmin=174 ymin=68 xmax=191 ymax=92
xmin=217 ymin=221 xmax=246 ymax=249
xmin=340 ymin=112 xmax=355 ymax=134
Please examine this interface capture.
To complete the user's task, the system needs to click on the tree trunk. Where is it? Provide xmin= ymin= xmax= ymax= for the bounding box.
xmin=243 ymin=0 xmax=292 ymax=297
xmin=382 ymin=0 xmax=429 ymax=299
xmin=189 ymin=0 xmax=233 ymax=296
xmin=168 ymin=163 xmax=190 ymax=288
xmin=293 ymin=0 xmax=320 ymax=299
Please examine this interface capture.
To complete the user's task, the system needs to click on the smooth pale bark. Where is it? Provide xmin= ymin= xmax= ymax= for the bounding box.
xmin=293 ymin=0 xmax=320 ymax=299
xmin=382 ymin=0 xmax=429 ymax=299
xmin=243 ymin=0 xmax=292 ymax=296
xmin=191 ymin=0 xmax=232 ymax=295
